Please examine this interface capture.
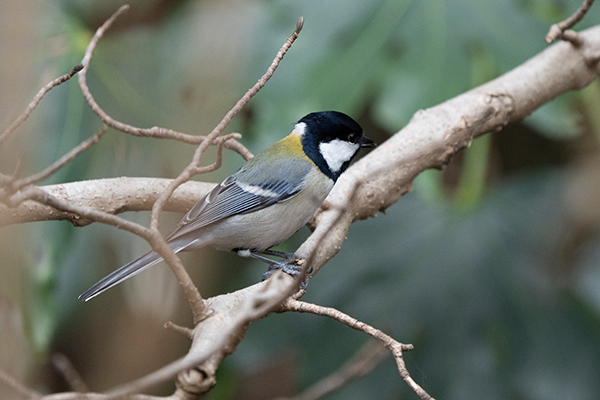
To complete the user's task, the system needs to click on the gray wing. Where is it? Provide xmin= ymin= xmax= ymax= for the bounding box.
xmin=165 ymin=158 xmax=312 ymax=242
xmin=78 ymin=157 xmax=312 ymax=301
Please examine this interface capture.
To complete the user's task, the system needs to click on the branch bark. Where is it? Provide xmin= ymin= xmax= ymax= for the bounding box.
xmin=0 ymin=179 xmax=215 ymax=227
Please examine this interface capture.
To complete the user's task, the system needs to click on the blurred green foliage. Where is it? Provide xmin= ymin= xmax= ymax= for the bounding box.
xmin=1 ymin=0 xmax=600 ymax=399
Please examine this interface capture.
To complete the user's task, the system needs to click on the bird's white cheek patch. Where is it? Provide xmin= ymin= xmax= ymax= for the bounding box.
xmin=237 ymin=181 xmax=279 ymax=197
xmin=319 ymin=139 xmax=359 ymax=173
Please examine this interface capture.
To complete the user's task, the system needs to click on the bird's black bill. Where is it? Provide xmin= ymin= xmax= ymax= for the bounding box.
xmin=360 ymin=136 xmax=376 ymax=148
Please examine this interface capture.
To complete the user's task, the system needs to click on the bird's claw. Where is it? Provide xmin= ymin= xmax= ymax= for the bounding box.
xmin=262 ymin=258 xmax=310 ymax=289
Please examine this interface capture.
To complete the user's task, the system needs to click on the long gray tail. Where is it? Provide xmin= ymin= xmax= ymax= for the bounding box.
xmin=78 ymin=240 xmax=196 ymax=302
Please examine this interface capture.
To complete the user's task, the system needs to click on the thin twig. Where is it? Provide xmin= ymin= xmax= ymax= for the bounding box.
xmin=102 ymin=271 xmax=296 ymax=399
xmin=164 ymin=321 xmax=194 ymax=341
xmin=0 ymin=160 xmax=21 ymax=187
xmin=0 ymin=369 xmax=41 ymax=400
xmin=281 ymin=300 xmax=412 ymax=351
xmin=145 ymin=17 xmax=304 ymax=323
xmin=0 ymin=65 xmax=83 ymax=146
xmin=77 ymin=5 xmax=253 ymax=160
xmin=203 ymin=15 xmax=304 ymax=142
xmin=145 ymin=135 xmax=243 ymax=322
xmin=78 ymin=5 xmax=210 ymax=320
xmin=281 ymin=299 xmax=434 ymax=400
xmin=12 ymin=125 xmax=108 ymax=190
xmin=6 ymin=185 xmax=200 ymax=320
xmin=149 ymin=133 xmax=239 ymax=232
xmin=51 ymin=353 xmax=89 ymax=393
xmin=150 ymin=14 xmax=305 ymax=230
xmin=545 ymin=0 xmax=595 ymax=44
xmin=278 ymin=340 xmax=387 ymax=400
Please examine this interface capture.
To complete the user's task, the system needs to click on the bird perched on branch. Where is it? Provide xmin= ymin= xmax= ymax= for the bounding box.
xmin=79 ymin=111 xmax=375 ymax=301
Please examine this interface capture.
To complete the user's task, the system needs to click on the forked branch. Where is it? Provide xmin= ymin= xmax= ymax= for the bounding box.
xmin=281 ymin=299 xmax=433 ymax=400
xmin=78 ymin=5 xmax=253 ymax=160
xmin=546 ymin=0 xmax=595 ymax=44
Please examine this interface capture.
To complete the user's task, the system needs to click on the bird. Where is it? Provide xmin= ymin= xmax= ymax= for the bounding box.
xmin=78 ymin=111 xmax=375 ymax=301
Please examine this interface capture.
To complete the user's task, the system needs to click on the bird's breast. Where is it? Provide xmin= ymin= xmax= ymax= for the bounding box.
xmin=202 ymin=169 xmax=333 ymax=251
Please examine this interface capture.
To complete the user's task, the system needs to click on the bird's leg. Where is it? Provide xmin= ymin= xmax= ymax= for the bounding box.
xmin=236 ymin=249 xmax=311 ymax=288
xmin=258 ymin=249 xmax=298 ymax=262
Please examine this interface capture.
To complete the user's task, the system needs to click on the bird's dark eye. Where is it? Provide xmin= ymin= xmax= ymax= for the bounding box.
xmin=347 ymin=132 xmax=359 ymax=143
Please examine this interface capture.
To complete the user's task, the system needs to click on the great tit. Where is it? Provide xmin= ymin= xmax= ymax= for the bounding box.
xmin=79 ymin=111 xmax=375 ymax=301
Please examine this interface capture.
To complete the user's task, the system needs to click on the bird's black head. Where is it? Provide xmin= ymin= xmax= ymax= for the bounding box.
xmin=297 ymin=111 xmax=375 ymax=181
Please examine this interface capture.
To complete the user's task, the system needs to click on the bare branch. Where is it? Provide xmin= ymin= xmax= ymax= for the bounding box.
xmin=280 ymin=299 xmax=412 ymax=351
xmin=148 ymin=133 xmax=239 ymax=233
xmin=277 ymin=340 xmax=387 ymax=400
xmin=546 ymin=0 xmax=595 ymax=44
xmin=9 ymin=185 xmax=154 ymax=239
xmin=42 ymin=393 xmax=162 ymax=400
xmin=297 ymin=25 xmax=600 ymax=279
xmin=0 ymin=369 xmax=41 ymax=400
xmin=140 ymin=17 xmax=303 ymax=322
xmin=52 ymin=354 xmax=89 ymax=393
xmin=12 ymin=125 xmax=107 ymax=190
xmin=77 ymin=5 xmax=252 ymax=160
xmin=0 ymin=178 xmax=215 ymax=228
xmin=148 ymin=14 xmax=304 ymax=232
xmin=164 ymin=321 xmax=194 ymax=341
xmin=0 ymin=65 xmax=83 ymax=146
xmin=207 ymin=16 xmax=304 ymax=139
xmin=281 ymin=300 xmax=433 ymax=400
xmin=101 ymin=271 xmax=296 ymax=399
xmin=3 ymin=183 xmax=205 ymax=319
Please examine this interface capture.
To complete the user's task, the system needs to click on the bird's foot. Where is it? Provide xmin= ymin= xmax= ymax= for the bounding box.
xmin=261 ymin=257 xmax=310 ymax=290
xmin=235 ymin=248 xmax=311 ymax=289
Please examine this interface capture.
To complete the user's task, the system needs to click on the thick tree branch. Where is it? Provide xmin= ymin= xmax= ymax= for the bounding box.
xmin=0 ymin=179 xmax=215 ymax=227
xmin=299 ymin=24 xmax=600 ymax=277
